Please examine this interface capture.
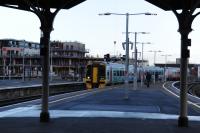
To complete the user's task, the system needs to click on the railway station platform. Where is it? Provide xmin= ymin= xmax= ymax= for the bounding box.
xmin=0 ymin=83 xmax=200 ymax=133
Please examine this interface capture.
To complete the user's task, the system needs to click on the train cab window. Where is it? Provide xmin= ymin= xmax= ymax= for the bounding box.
xmin=107 ymin=71 xmax=109 ymax=77
xmin=99 ymin=65 xmax=105 ymax=78
xmin=113 ymin=70 xmax=117 ymax=76
xmin=120 ymin=70 xmax=123 ymax=76
xmin=117 ymin=71 xmax=120 ymax=76
xmin=122 ymin=71 xmax=124 ymax=76
xmin=86 ymin=65 xmax=92 ymax=77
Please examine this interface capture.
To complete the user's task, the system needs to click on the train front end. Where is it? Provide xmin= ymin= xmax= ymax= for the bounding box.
xmin=85 ymin=62 xmax=106 ymax=89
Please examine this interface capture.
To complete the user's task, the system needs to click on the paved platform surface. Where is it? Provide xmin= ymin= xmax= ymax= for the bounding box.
xmin=0 ymin=83 xmax=200 ymax=133
xmin=0 ymin=117 xmax=200 ymax=133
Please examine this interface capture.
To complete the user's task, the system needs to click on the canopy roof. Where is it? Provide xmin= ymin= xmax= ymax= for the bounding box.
xmin=146 ymin=0 xmax=200 ymax=11
xmin=0 ymin=0 xmax=86 ymax=10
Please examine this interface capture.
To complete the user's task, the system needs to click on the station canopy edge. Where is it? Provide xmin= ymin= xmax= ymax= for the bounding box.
xmin=0 ymin=0 xmax=86 ymax=10
xmin=145 ymin=0 xmax=200 ymax=11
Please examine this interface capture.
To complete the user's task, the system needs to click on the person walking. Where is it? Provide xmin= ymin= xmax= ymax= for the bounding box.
xmin=146 ymin=72 xmax=151 ymax=88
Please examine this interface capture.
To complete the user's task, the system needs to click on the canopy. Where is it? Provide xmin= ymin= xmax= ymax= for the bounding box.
xmin=0 ymin=0 xmax=86 ymax=10
xmin=146 ymin=0 xmax=200 ymax=10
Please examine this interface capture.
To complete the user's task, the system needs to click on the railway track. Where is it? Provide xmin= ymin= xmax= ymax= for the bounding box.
xmin=163 ymin=81 xmax=200 ymax=112
xmin=0 ymin=82 xmax=85 ymax=106
xmin=172 ymin=81 xmax=200 ymax=97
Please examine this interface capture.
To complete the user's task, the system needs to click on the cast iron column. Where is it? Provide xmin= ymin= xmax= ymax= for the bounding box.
xmin=173 ymin=10 xmax=193 ymax=127
xmin=38 ymin=9 xmax=57 ymax=122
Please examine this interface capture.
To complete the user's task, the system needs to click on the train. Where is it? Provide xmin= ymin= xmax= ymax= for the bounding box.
xmin=165 ymin=67 xmax=180 ymax=81
xmin=85 ymin=62 xmax=106 ymax=89
xmin=85 ymin=61 xmax=165 ymax=89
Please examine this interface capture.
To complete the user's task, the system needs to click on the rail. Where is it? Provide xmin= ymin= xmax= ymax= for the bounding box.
xmin=174 ymin=81 xmax=200 ymax=97
xmin=188 ymin=82 xmax=200 ymax=97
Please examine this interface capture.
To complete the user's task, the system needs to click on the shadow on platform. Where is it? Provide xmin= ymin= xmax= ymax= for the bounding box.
xmin=0 ymin=117 xmax=200 ymax=133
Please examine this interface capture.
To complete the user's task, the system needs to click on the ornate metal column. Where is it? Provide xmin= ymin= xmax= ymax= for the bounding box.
xmin=38 ymin=9 xmax=59 ymax=122
xmin=0 ymin=0 xmax=86 ymax=123
xmin=172 ymin=5 xmax=200 ymax=126
xmin=20 ymin=2 xmax=61 ymax=123
xmin=145 ymin=0 xmax=200 ymax=127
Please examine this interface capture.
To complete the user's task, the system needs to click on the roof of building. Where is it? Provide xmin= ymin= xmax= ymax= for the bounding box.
xmin=0 ymin=0 xmax=86 ymax=11
xmin=0 ymin=38 xmax=39 ymax=44
xmin=146 ymin=0 xmax=200 ymax=11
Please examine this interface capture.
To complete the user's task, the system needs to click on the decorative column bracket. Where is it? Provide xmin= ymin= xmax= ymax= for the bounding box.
xmin=38 ymin=9 xmax=57 ymax=122
xmin=19 ymin=1 xmax=61 ymax=123
xmin=172 ymin=6 xmax=200 ymax=127
xmin=0 ymin=0 xmax=86 ymax=123
xmin=145 ymin=0 xmax=200 ymax=128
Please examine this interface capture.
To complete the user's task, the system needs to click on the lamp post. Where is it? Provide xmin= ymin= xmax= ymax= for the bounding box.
xmin=9 ymin=50 xmax=12 ymax=80
xmin=128 ymin=32 xmax=150 ymax=89
xmin=139 ymin=42 xmax=151 ymax=67
xmin=149 ymin=50 xmax=162 ymax=65
xmin=99 ymin=12 xmax=156 ymax=99
xmin=3 ymin=57 xmax=5 ymax=80
xmin=22 ymin=40 xmax=25 ymax=82
xmin=149 ymin=50 xmax=162 ymax=83
xmin=136 ymin=42 xmax=151 ymax=86
xmin=161 ymin=54 xmax=172 ymax=82
xmin=114 ymin=41 xmax=116 ymax=57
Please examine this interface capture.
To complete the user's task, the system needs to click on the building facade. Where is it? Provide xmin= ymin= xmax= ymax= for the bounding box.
xmin=50 ymin=41 xmax=89 ymax=81
xmin=0 ymin=39 xmax=89 ymax=81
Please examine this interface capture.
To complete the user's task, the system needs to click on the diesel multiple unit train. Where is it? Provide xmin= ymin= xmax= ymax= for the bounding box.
xmin=85 ymin=61 xmax=168 ymax=89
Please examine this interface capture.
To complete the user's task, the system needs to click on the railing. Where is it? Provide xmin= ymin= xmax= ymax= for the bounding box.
xmin=52 ymin=48 xmax=88 ymax=53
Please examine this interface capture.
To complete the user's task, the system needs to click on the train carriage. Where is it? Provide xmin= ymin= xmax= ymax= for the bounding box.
xmin=85 ymin=61 xmax=165 ymax=89
xmin=106 ymin=63 xmax=125 ymax=85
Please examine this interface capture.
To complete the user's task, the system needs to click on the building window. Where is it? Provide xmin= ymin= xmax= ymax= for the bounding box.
xmin=36 ymin=44 xmax=40 ymax=49
xmin=28 ymin=43 xmax=32 ymax=49
xmin=16 ymin=41 xmax=19 ymax=47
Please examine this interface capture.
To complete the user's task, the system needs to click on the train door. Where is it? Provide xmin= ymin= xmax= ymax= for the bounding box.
xmin=98 ymin=64 xmax=106 ymax=88
xmin=85 ymin=65 xmax=92 ymax=89
xmin=110 ymin=67 xmax=112 ymax=84
xmin=92 ymin=67 xmax=98 ymax=83
xmin=106 ymin=68 xmax=110 ymax=85
xmin=92 ymin=66 xmax=98 ymax=88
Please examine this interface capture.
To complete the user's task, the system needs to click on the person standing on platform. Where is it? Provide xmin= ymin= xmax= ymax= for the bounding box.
xmin=146 ymin=72 xmax=151 ymax=88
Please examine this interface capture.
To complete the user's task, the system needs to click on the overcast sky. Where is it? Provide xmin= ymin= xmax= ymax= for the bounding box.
xmin=0 ymin=0 xmax=200 ymax=65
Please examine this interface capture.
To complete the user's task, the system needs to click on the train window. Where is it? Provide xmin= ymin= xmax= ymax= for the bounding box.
xmin=113 ymin=70 xmax=117 ymax=76
xmin=107 ymin=71 xmax=109 ymax=77
xmin=86 ymin=65 xmax=92 ymax=76
xmin=121 ymin=71 xmax=124 ymax=76
xmin=117 ymin=71 xmax=120 ymax=76
xmin=99 ymin=65 xmax=105 ymax=77
xmin=119 ymin=71 xmax=121 ymax=76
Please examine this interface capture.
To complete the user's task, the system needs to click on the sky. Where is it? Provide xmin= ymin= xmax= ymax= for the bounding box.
xmin=0 ymin=0 xmax=200 ymax=65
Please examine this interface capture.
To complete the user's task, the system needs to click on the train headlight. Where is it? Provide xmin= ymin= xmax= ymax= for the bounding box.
xmin=87 ymin=76 xmax=90 ymax=79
